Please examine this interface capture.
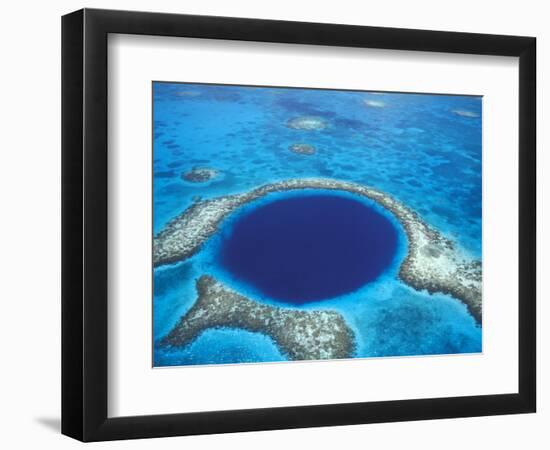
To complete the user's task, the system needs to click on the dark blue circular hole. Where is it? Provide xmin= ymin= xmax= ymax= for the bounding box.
xmin=218 ymin=193 xmax=399 ymax=304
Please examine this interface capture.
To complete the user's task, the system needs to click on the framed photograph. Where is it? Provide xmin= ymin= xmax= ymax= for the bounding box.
xmin=62 ymin=8 xmax=536 ymax=441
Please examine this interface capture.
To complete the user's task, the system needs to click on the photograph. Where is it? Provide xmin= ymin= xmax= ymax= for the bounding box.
xmin=152 ymin=82 xmax=483 ymax=367
xmin=0 ymin=1 xmax=539 ymax=447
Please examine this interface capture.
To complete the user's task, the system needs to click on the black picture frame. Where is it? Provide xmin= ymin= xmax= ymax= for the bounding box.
xmin=61 ymin=8 xmax=536 ymax=442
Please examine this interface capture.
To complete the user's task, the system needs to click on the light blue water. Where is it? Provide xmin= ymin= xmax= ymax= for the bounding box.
xmin=153 ymin=82 xmax=482 ymax=367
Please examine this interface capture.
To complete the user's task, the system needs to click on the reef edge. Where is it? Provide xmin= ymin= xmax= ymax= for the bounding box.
xmin=162 ymin=275 xmax=356 ymax=361
xmin=153 ymin=178 xmax=482 ymax=324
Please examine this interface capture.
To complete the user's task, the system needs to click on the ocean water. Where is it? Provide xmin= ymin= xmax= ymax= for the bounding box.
xmin=152 ymin=82 xmax=482 ymax=367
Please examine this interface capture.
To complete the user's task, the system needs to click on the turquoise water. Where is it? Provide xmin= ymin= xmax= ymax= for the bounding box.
xmin=152 ymin=82 xmax=482 ymax=367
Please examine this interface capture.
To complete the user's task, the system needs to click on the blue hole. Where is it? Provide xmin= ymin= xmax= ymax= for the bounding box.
xmin=218 ymin=193 xmax=399 ymax=304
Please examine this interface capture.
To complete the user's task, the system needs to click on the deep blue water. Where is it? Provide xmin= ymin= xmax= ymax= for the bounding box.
xmin=152 ymin=82 xmax=482 ymax=367
xmin=219 ymin=194 xmax=398 ymax=303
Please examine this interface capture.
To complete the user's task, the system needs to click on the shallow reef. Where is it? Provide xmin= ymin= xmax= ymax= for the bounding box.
xmin=286 ymin=116 xmax=327 ymax=130
xmin=154 ymin=178 xmax=482 ymax=324
xmin=181 ymin=167 xmax=219 ymax=183
xmin=162 ymin=275 xmax=356 ymax=361
xmin=363 ymin=99 xmax=386 ymax=108
xmin=289 ymin=143 xmax=316 ymax=155
xmin=174 ymin=90 xmax=201 ymax=98
xmin=452 ymin=109 xmax=479 ymax=118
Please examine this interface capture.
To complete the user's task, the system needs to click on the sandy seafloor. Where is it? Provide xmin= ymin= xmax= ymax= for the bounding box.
xmin=152 ymin=82 xmax=482 ymax=367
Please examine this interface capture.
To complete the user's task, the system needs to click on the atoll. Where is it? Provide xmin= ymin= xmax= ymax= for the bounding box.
xmin=154 ymin=178 xmax=482 ymax=323
xmin=162 ymin=275 xmax=356 ymax=361
xmin=181 ymin=167 xmax=219 ymax=183
xmin=289 ymin=143 xmax=316 ymax=155
xmin=286 ymin=116 xmax=327 ymax=130
xmin=452 ymin=109 xmax=479 ymax=118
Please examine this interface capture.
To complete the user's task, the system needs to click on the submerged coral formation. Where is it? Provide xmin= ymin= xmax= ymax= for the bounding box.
xmin=289 ymin=143 xmax=316 ymax=155
xmin=175 ymin=90 xmax=201 ymax=97
xmin=452 ymin=109 xmax=479 ymax=118
xmin=153 ymin=178 xmax=482 ymax=323
xmin=286 ymin=116 xmax=327 ymax=130
xmin=181 ymin=167 xmax=219 ymax=183
xmin=363 ymin=99 xmax=386 ymax=108
xmin=162 ymin=275 xmax=356 ymax=361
